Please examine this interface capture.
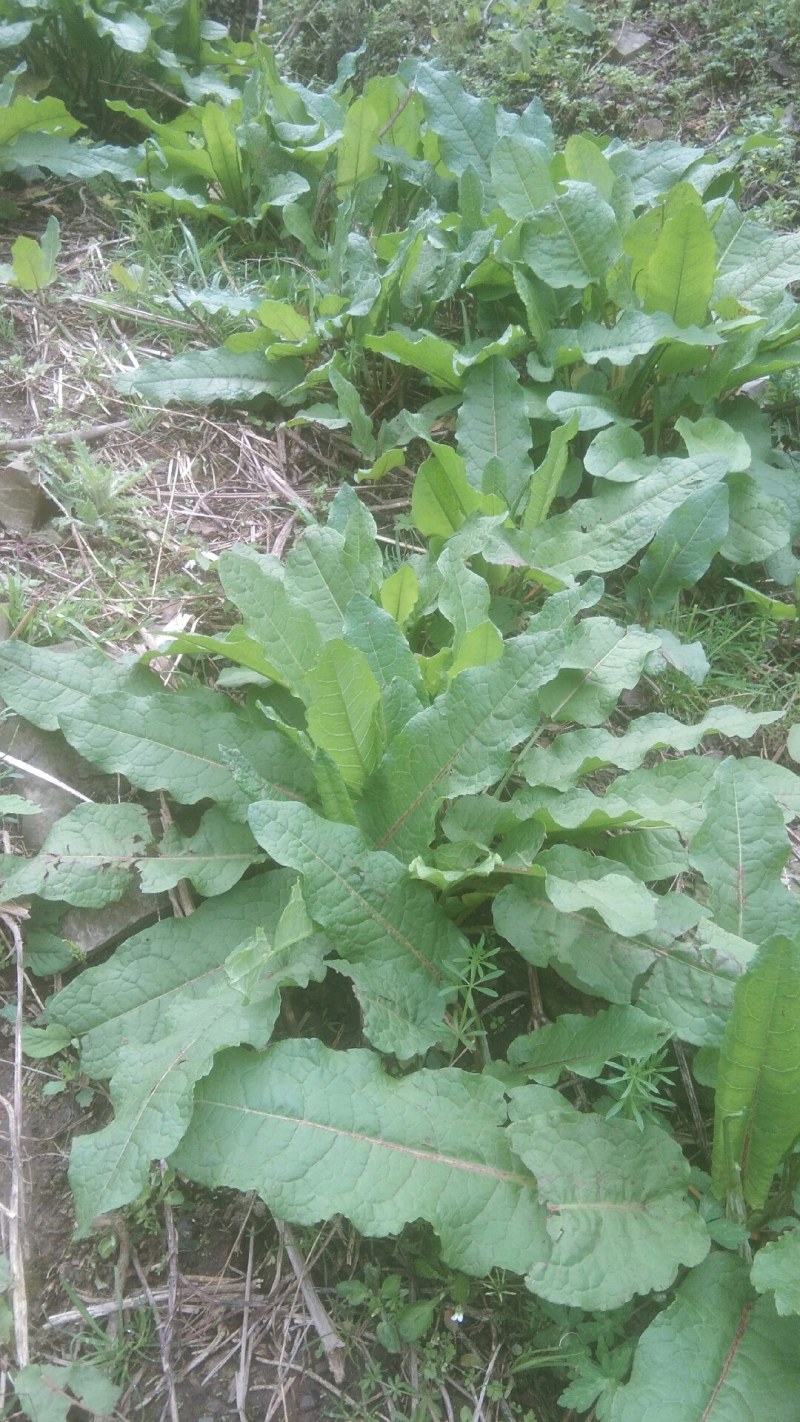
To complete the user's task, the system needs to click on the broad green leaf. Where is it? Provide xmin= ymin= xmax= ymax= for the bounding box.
xmin=689 ymin=759 xmax=789 ymax=941
xmin=610 ymin=1254 xmax=800 ymax=1422
xmin=0 ymin=95 xmax=81 ymax=145
xmin=68 ymin=925 xmax=327 ymax=1230
xmin=380 ymin=564 xmax=420 ymax=626
xmin=751 ymin=1230 xmax=800 ymax=1315
xmin=584 ymin=425 xmax=651 ymax=481
xmin=627 ymin=483 xmax=730 ymax=618
xmin=173 ymin=1039 xmax=550 ymax=1274
xmin=521 ymin=706 xmax=784 ymax=790
xmin=57 ymin=690 xmax=314 ymax=820
xmin=364 ymin=327 xmax=461 ymax=390
xmin=0 ymin=804 xmax=151 ymax=908
xmin=359 ymin=627 xmax=568 ymax=862
xmin=11 ymin=215 xmax=60 ymax=292
xmin=640 ymin=198 xmax=716 ymax=327
xmin=490 ymin=134 xmax=555 ymax=218
xmin=14 ymin=1361 xmax=121 ymax=1422
xmin=312 ymin=746 xmax=357 ymax=825
xmin=303 ymin=640 xmax=385 ymax=792
xmin=337 ymin=94 xmax=382 ymax=192
xmin=494 ymin=879 xmax=742 ymax=1041
xmin=115 ymin=349 xmax=304 ymax=406
xmin=508 ymin=1006 xmax=670 ymax=1086
xmin=553 ymin=310 xmax=719 ymax=367
xmin=519 ymin=183 xmax=622 ymax=289
xmin=409 ymin=61 xmax=496 ymax=180
xmin=201 ymin=103 xmax=245 ymax=212
xmin=714 ymin=227 xmax=800 ymax=308
xmin=521 ymin=413 xmax=579 ymax=530
xmin=437 ymin=545 xmax=490 ymax=645
xmin=447 ymin=619 xmax=503 ymax=677
xmin=344 ymin=593 xmax=423 ymax=692
xmin=0 ymin=794 xmax=41 ymax=817
xmin=257 ymin=300 xmax=311 ymax=341
xmin=47 ymin=873 xmax=307 ymax=1077
xmin=285 ymin=524 xmax=378 ymax=639
xmin=248 ymin=802 xmax=469 ymax=1056
xmin=712 ymin=935 xmax=800 ymax=1208
xmin=0 ymin=641 xmax=157 ymax=731
xmin=546 ymin=389 xmax=635 ymax=431
xmin=217 ymin=552 xmax=323 ymax=690
xmin=524 ymin=455 xmax=727 ymax=577
xmin=94 ymin=9 xmax=150 ymax=50
xmin=411 ymin=444 xmax=505 ymax=537
xmin=544 ymin=869 xmax=657 ymax=937
xmin=329 ymin=364 xmax=377 ymax=458
xmin=676 ymin=414 xmax=751 ymax=472
xmin=508 ymin=1089 xmax=708 ymax=1308
xmin=564 ymin=133 xmax=615 ymax=201
xmin=456 ymin=357 xmax=532 ymax=508
xmin=0 ymin=134 xmax=140 ymax=181
xmin=636 ymin=919 xmax=757 ymax=1048
xmin=536 ymin=617 xmax=660 ymax=726
xmin=137 ymin=806 xmax=263 ymax=897
xmin=720 ymin=473 xmax=791 ymax=564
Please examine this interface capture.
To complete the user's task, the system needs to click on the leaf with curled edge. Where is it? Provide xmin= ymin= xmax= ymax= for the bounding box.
xmin=46 ymin=872 xmax=312 ymax=1079
xmin=57 ymin=690 xmax=314 ymax=822
xmin=508 ymin=1087 xmax=708 ymax=1309
xmin=248 ymin=801 xmax=469 ymax=1058
xmin=171 ymin=1039 xmax=550 ymax=1277
xmin=68 ymin=928 xmax=327 ymax=1233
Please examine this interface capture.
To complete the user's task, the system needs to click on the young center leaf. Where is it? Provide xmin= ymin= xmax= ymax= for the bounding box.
xmin=302 ymin=640 xmax=385 ymax=792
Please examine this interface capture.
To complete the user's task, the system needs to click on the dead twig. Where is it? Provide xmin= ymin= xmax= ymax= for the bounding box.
xmin=272 ymin=1219 xmax=346 ymax=1384
xmin=0 ymin=910 xmax=30 ymax=1367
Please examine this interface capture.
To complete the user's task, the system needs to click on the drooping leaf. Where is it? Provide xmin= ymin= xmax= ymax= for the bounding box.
xmin=137 ymin=806 xmax=263 ymax=897
xmin=520 ymin=706 xmax=784 ymax=790
xmin=0 ymin=803 xmax=152 ymax=908
xmin=173 ymin=1039 xmax=550 ymax=1274
xmin=0 ymin=641 xmax=158 ymax=731
xmin=57 ymin=690 xmax=313 ymax=820
xmin=688 ymin=758 xmax=790 ymax=941
xmin=609 ymin=1254 xmax=800 ymax=1422
xmin=712 ymin=935 xmax=800 ymax=1208
xmin=536 ymin=616 xmax=660 ymax=725
xmin=508 ymin=1006 xmax=671 ymax=1086
xmin=47 ymin=874 xmax=308 ymax=1076
xmin=524 ymin=455 xmax=727 ymax=577
xmin=380 ymin=564 xmax=420 ymax=626
xmin=68 ymin=920 xmax=327 ymax=1230
xmin=248 ymin=802 xmax=469 ymax=1056
xmin=115 ymin=349 xmax=304 ymax=405
xmin=364 ymin=326 xmax=461 ymax=389
xmin=508 ymin=1088 xmax=708 ymax=1308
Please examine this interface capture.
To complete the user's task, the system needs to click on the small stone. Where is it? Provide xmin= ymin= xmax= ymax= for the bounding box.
xmin=298 ymin=1393 xmax=318 ymax=1412
xmin=611 ymin=24 xmax=652 ymax=59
